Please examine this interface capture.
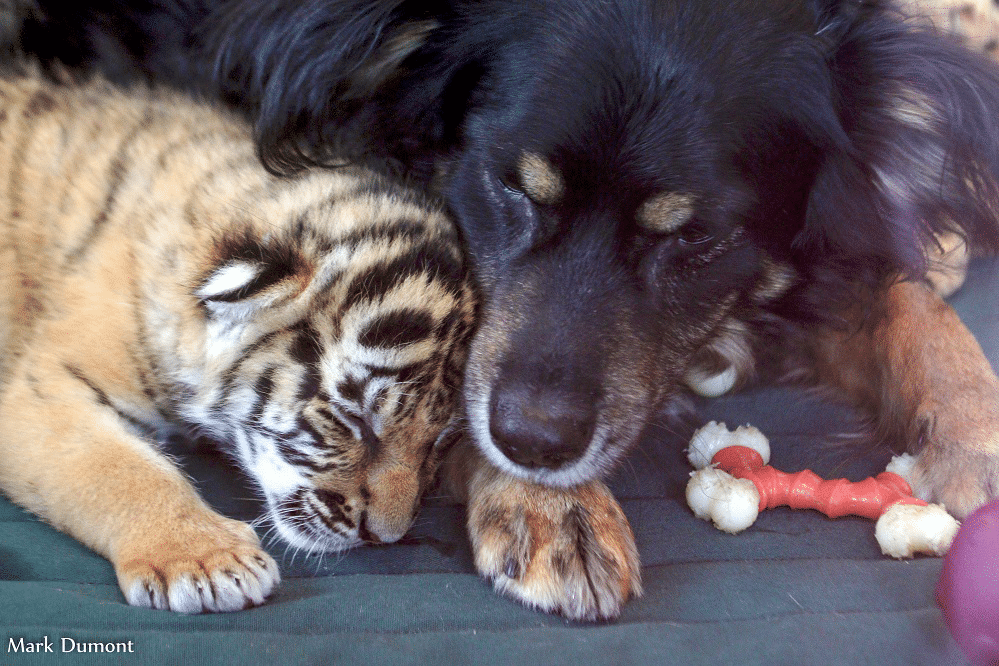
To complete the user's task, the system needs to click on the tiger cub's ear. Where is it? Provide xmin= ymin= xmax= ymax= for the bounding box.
xmin=197 ymin=235 xmax=312 ymax=319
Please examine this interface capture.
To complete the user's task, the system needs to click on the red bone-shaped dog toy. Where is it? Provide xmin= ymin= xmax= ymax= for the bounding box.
xmin=685 ymin=422 xmax=960 ymax=558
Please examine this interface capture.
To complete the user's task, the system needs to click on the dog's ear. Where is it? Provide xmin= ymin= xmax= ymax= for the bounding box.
xmin=203 ymin=0 xmax=451 ymax=177
xmin=797 ymin=2 xmax=999 ymax=285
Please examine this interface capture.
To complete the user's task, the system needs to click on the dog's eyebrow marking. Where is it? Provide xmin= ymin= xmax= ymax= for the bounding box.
xmin=636 ymin=192 xmax=695 ymax=233
xmin=517 ymin=152 xmax=564 ymax=205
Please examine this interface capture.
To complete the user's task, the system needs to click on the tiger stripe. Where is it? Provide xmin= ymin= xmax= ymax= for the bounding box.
xmin=63 ymin=106 xmax=157 ymax=267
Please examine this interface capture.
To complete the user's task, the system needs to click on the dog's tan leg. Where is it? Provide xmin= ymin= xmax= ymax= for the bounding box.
xmin=811 ymin=278 xmax=999 ymax=518
xmin=442 ymin=438 xmax=642 ymax=620
xmin=0 ymin=356 xmax=279 ymax=612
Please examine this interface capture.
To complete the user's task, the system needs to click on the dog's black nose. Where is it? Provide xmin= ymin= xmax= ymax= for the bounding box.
xmin=489 ymin=384 xmax=594 ymax=469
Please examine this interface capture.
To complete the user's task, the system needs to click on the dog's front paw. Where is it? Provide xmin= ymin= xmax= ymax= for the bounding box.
xmin=909 ymin=433 xmax=999 ymax=519
xmin=905 ymin=398 xmax=999 ymax=519
xmin=115 ymin=514 xmax=279 ymax=613
xmin=466 ymin=469 xmax=641 ymax=621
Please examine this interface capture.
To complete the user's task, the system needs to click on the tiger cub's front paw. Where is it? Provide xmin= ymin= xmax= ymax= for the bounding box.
xmin=115 ymin=514 xmax=279 ymax=613
xmin=467 ymin=471 xmax=641 ymax=621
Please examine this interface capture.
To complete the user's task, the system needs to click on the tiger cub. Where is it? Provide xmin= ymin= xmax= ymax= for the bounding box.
xmin=0 ymin=73 xmax=476 ymax=613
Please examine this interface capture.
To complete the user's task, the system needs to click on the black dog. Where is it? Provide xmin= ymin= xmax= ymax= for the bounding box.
xmin=8 ymin=0 xmax=999 ymax=620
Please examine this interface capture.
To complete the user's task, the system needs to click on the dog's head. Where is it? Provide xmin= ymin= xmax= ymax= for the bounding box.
xmin=203 ymin=0 xmax=999 ymax=485
xmin=450 ymin=141 xmax=768 ymax=484
xmin=439 ymin=1 xmax=827 ymax=484
xmin=440 ymin=0 xmax=999 ymax=484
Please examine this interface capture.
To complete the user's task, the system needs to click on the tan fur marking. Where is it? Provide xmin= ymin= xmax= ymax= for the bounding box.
xmin=752 ymin=258 xmax=798 ymax=303
xmin=926 ymin=231 xmax=970 ymax=298
xmin=516 ymin=152 xmax=564 ymax=205
xmin=685 ymin=318 xmax=755 ymax=397
xmin=347 ymin=20 xmax=439 ymax=97
xmin=636 ymin=192 xmax=695 ymax=234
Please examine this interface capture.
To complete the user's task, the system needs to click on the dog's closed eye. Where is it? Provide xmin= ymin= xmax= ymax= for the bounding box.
xmin=676 ymin=223 xmax=713 ymax=246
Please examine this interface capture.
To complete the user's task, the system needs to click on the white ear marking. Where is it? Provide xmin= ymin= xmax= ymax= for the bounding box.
xmin=197 ymin=261 xmax=263 ymax=301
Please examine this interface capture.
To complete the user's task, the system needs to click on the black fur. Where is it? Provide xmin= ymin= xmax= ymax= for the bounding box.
xmin=9 ymin=0 xmax=999 ymax=485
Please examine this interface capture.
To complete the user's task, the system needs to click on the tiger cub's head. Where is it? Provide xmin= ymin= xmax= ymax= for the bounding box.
xmin=173 ymin=177 xmax=476 ymax=553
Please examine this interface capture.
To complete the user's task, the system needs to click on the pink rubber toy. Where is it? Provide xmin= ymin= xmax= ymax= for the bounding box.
xmin=936 ymin=499 xmax=999 ymax=665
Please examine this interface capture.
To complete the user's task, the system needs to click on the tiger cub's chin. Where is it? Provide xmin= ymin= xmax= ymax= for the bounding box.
xmin=0 ymin=73 xmax=476 ymax=612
